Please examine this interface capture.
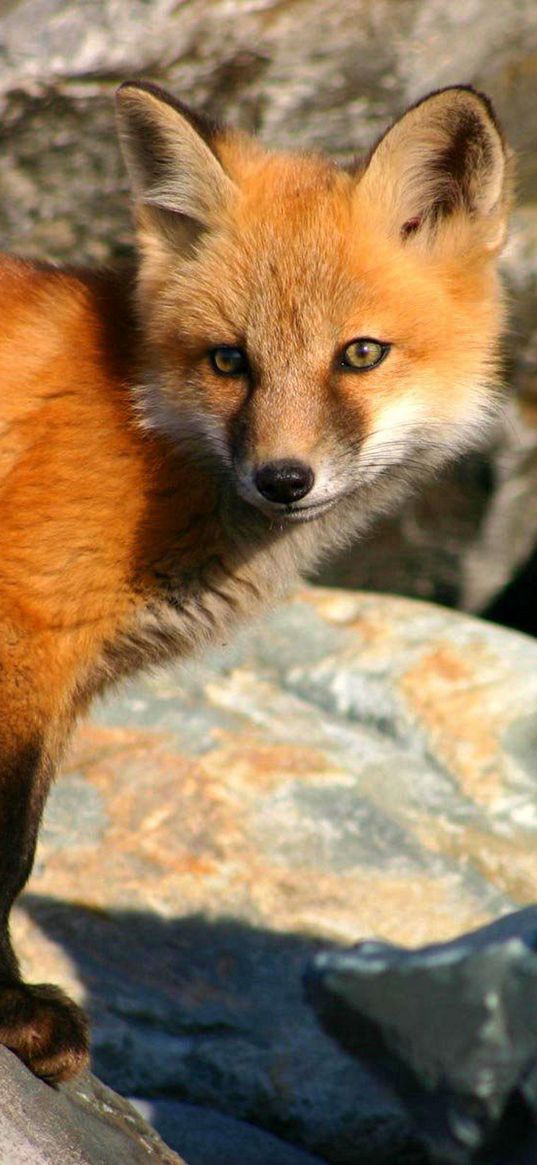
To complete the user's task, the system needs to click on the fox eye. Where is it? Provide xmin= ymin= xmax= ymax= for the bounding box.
xmin=341 ymin=338 xmax=390 ymax=371
xmin=210 ymin=346 xmax=249 ymax=376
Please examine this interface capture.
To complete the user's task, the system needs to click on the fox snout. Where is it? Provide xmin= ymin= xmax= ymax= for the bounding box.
xmin=237 ymin=452 xmax=333 ymax=521
xmin=254 ymin=460 xmax=315 ymax=506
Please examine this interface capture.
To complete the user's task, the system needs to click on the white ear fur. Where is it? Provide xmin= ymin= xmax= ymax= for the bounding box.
xmin=359 ymin=86 xmax=509 ymax=251
xmin=116 ymin=82 xmax=236 ymax=229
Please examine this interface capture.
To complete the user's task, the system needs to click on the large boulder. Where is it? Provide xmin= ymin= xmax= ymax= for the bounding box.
xmin=13 ymin=588 xmax=537 ymax=1164
xmin=1 ymin=0 xmax=537 ymax=614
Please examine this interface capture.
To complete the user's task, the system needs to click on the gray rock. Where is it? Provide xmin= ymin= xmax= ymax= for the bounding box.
xmin=306 ymin=907 xmax=537 ymax=1165
xmin=132 ymin=1099 xmax=330 ymax=1165
xmin=40 ymin=772 xmax=109 ymax=855
xmin=0 ymin=1047 xmax=184 ymax=1164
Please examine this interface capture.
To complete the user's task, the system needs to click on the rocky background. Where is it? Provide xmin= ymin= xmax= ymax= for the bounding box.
xmin=1 ymin=0 xmax=537 ymax=620
xmin=14 ymin=588 xmax=537 ymax=1163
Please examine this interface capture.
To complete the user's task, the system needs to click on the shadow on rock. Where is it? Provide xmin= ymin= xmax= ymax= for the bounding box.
xmin=19 ymin=893 xmax=427 ymax=1165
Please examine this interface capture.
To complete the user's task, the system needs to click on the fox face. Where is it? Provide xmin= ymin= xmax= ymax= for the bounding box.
xmin=117 ymin=83 xmax=511 ymax=527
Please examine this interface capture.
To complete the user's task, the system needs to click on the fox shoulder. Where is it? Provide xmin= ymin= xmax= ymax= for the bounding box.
xmin=0 ymin=256 xmax=140 ymax=487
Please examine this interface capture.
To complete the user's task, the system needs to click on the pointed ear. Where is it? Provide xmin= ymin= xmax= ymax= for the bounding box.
xmin=358 ymin=86 xmax=511 ymax=254
xmin=115 ymin=81 xmax=236 ymax=246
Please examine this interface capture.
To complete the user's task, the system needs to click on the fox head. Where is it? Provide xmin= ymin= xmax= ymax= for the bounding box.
xmin=116 ymin=81 xmax=511 ymax=529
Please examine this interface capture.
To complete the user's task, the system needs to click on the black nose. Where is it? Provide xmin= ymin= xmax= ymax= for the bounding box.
xmin=254 ymin=459 xmax=315 ymax=505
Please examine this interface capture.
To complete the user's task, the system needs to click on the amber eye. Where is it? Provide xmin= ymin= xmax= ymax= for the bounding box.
xmin=209 ymin=346 xmax=249 ymax=376
xmin=340 ymin=338 xmax=390 ymax=371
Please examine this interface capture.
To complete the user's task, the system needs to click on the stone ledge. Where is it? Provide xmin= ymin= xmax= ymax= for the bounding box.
xmin=0 ymin=1047 xmax=184 ymax=1165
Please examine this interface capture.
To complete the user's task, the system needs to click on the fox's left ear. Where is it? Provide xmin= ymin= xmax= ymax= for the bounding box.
xmin=115 ymin=81 xmax=236 ymax=250
xmin=359 ymin=86 xmax=511 ymax=254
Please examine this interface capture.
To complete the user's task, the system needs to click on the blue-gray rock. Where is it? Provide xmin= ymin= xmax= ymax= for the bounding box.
xmin=0 ymin=1047 xmax=184 ymax=1164
xmin=132 ymin=1099 xmax=330 ymax=1165
xmin=306 ymin=907 xmax=537 ymax=1164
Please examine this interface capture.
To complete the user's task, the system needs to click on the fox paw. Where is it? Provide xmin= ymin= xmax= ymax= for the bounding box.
xmin=0 ymin=981 xmax=89 ymax=1083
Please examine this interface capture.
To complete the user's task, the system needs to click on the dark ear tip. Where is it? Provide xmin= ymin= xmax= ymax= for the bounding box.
xmin=411 ymin=84 xmax=505 ymax=144
xmin=445 ymin=84 xmax=504 ymax=140
xmin=116 ymin=80 xmax=138 ymax=96
xmin=114 ymin=80 xmax=223 ymax=146
xmin=116 ymin=79 xmax=165 ymax=104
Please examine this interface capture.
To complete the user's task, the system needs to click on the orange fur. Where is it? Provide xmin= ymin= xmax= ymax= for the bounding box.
xmin=0 ymin=83 xmax=511 ymax=1081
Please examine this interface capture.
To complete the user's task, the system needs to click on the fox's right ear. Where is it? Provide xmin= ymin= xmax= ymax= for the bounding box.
xmin=116 ymin=81 xmax=236 ymax=249
xmin=358 ymin=86 xmax=511 ymax=256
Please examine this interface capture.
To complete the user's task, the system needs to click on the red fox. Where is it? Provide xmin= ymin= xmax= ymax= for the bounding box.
xmin=0 ymin=82 xmax=511 ymax=1082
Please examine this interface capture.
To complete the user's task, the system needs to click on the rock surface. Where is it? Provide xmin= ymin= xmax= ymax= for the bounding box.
xmin=13 ymin=587 xmax=537 ymax=1164
xmin=0 ymin=1047 xmax=184 ymax=1165
xmin=307 ymin=907 xmax=537 ymax=1165
xmin=1 ymin=0 xmax=537 ymax=613
xmin=132 ymin=1100 xmax=330 ymax=1165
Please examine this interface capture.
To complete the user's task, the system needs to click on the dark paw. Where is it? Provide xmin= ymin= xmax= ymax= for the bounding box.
xmin=0 ymin=981 xmax=89 ymax=1083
